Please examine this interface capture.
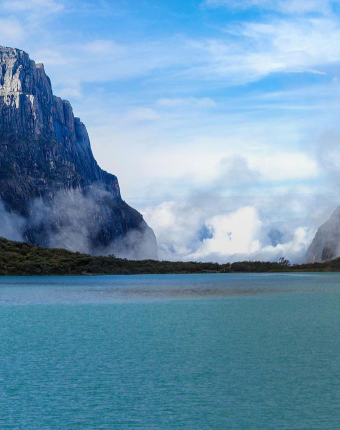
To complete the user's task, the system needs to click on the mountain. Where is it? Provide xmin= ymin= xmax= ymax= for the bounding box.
xmin=306 ymin=207 xmax=340 ymax=263
xmin=0 ymin=46 xmax=157 ymax=259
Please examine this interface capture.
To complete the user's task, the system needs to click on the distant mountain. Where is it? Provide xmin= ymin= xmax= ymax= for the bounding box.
xmin=306 ymin=207 xmax=340 ymax=263
xmin=0 ymin=46 xmax=157 ymax=259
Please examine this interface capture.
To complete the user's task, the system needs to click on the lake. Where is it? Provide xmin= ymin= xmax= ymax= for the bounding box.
xmin=0 ymin=273 xmax=339 ymax=429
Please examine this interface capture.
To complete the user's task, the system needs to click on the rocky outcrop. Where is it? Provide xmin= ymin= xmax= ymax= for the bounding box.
xmin=306 ymin=207 xmax=340 ymax=263
xmin=0 ymin=46 xmax=157 ymax=259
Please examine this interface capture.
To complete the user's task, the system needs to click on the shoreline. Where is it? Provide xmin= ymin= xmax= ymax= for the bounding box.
xmin=0 ymin=237 xmax=338 ymax=276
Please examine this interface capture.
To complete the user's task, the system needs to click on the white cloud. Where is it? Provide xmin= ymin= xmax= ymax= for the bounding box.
xmin=126 ymin=107 xmax=159 ymax=122
xmin=187 ymin=16 xmax=340 ymax=85
xmin=139 ymin=149 xmax=317 ymax=185
xmin=24 ymin=12 xmax=340 ymax=96
xmin=193 ymin=206 xmax=263 ymax=257
xmin=30 ymin=37 xmax=196 ymax=89
xmin=248 ymin=153 xmax=319 ymax=181
xmin=157 ymin=97 xmax=216 ymax=108
xmin=143 ymin=202 xmax=314 ymax=263
xmin=2 ymin=0 xmax=64 ymax=13
xmin=257 ymin=227 xmax=312 ymax=261
xmin=80 ymin=102 xmax=319 ymax=199
xmin=32 ymin=49 xmax=68 ymax=65
xmin=57 ymin=85 xmax=83 ymax=99
xmin=0 ymin=17 xmax=25 ymax=45
xmin=85 ymin=39 xmax=125 ymax=55
xmin=0 ymin=201 xmax=25 ymax=242
xmin=315 ymin=131 xmax=340 ymax=186
xmin=205 ymin=0 xmax=340 ymax=15
xmin=142 ymin=201 xmax=206 ymax=258
xmin=217 ymin=155 xmax=262 ymax=186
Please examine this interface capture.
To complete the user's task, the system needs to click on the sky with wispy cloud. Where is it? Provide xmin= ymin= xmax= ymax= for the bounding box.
xmin=2 ymin=0 xmax=340 ymax=262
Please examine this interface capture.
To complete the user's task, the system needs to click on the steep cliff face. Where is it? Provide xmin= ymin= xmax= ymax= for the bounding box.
xmin=0 ymin=46 xmax=157 ymax=259
xmin=306 ymin=207 xmax=340 ymax=263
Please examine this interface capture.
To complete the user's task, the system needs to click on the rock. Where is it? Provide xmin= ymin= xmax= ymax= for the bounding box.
xmin=305 ymin=207 xmax=340 ymax=263
xmin=0 ymin=46 xmax=157 ymax=259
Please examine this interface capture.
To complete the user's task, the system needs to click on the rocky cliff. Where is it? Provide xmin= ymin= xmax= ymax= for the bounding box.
xmin=0 ymin=46 xmax=157 ymax=259
xmin=306 ymin=207 xmax=340 ymax=263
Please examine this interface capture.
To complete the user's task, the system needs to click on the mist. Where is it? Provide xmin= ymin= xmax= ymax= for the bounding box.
xmin=141 ymin=201 xmax=315 ymax=264
xmin=0 ymin=188 xmax=156 ymax=260
xmin=0 ymin=200 xmax=25 ymax=242
xmin=2 ymin=129 xmax=340 ymax=264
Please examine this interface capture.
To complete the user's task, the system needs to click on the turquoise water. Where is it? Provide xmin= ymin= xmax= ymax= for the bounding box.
xmin=0 ymin=273 xmax=340 ymax=429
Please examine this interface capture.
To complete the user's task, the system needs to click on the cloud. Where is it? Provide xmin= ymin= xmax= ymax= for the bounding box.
xmin=217 ymin=155 xmax=262 ymax=186
xmin=85 ymin=39 xmax=125 ymax=55
xmin=81 ymin=102 xmax=320 ymax=202
xmin=248 ymin=153 xmax=319 ymax=181
xmin=2 ymin=0 xmax=64 ymax=14
xmin=0 ymin=201 xmax=25 ymax=242
xmin=187 ymin=16 xmax=340 ymax=85
xmin=57 ymin=85 xmax=83 ymax=99
xmin=126 ymin=107 xmax=160 ymax=122
xmin=32 ymin=49 xmax=68 ymax=65
xmin=143 ymin=201 xmax=314 ymax=263
xmin=29 ymin=37 xmax=195 ymax=92
xmin=0 ymin=17 xmax=25 ymax=45
xmin=157 ymin=97 xmax=216 ymax=108
xmin=26 ymin=11 xmax=340 ymax=98
xmin=194 ymin=206 xmax=263 ymax=257
xmin=0 ymin=188 xmax=155 ymax=260
xmin=205 ymin=0 xmax=340 ymax=15
xmin=131 ymin=149 xmax=317 ymax=191
xmin=142 ymin=201 xmax=206 ymax=258
xmin=315 ymin=130 xmax=340 ymax=186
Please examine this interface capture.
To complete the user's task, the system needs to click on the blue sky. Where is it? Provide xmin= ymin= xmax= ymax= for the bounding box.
xmin=2 ymin=0 xmax=340 ymax=262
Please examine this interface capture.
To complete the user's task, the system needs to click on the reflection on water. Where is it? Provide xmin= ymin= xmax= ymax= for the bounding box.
xmin=0 ymin=272 xmax=338 ymax=304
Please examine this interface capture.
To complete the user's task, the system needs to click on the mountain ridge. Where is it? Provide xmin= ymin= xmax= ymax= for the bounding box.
xmin=0 ymin=45 xmax=157 ymax=259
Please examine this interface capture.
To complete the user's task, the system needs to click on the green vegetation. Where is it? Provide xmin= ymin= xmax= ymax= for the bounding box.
xmin=0 ymin=237 xmax=339 ymax=276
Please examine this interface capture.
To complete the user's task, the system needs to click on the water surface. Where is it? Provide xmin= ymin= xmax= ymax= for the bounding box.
xmin=0 ymin=273 xmax=339 ymax=429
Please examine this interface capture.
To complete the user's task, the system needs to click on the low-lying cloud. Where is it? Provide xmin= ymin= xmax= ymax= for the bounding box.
xmin=0 ymin=200 xmax=25 ymax=242
xmin=0 ymin=188 xmax=156 ymax=260
xmin=143 ymin=201 xmax=314 ymax=263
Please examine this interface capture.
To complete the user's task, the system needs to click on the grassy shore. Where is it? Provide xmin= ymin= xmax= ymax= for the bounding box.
xmin=0 ymin=237 xmax=337 ymax=276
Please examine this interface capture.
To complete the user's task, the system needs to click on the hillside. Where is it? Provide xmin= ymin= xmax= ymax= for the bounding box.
xmin=0 ymin=237 xmax=339 ymax=276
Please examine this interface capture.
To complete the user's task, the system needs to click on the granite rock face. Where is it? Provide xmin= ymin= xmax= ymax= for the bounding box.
xmin=0 ymin=46 xmax=157 ymax=259
xmin=305 ymin=207 xmax=340 ymax=263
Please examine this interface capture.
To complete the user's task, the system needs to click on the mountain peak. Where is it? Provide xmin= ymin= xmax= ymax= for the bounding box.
xmin=0 ymin=46 xmax=157 ymax=259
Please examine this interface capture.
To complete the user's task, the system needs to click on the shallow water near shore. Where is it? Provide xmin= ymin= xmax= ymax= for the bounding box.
xmin=1 ymin=273 xmax=340 ymax=429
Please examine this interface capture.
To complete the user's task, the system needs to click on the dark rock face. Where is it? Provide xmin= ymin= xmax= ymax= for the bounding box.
xmin=0 ymin=46 xmax=157 ymax=259
xmin=306 ymin=207 xmax=340 ymax=263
